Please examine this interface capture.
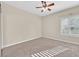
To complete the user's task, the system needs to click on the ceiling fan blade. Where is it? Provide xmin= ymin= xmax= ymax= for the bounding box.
xmin=41 ymin=10 xmax=44 ymax=12
xmin=36 ymin=7 xmax=42 ymax=8
xmin=48 ymin=8 xmax=51 ymax=11
xmin=44 ymin=1 xmax=47 ymax=7
xmin=48 ymin=3 xmax=54 ymax=7
xmin=41 ymin=1 xmax=46 ymax=4
xmin=41 ymin=1 xmax=44 ymax=4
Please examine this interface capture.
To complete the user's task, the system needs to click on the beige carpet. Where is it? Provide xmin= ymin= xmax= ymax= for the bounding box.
xmin=2 ymin=37 xmax=79 ymax=57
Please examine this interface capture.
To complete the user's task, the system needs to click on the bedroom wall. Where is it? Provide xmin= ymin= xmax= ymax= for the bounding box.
xmin=1 ymin=2 xmax=42 ymax=48
xmin=43 ymin=6 xmax=79 ymax=45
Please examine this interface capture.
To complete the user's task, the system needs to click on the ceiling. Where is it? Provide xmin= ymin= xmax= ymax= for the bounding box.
xmin=5 ymin=1 xmax=79 ymax=16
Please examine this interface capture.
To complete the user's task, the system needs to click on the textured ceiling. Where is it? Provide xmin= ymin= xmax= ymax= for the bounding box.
xmin=5 ymin=1 xmax=79 ymax=16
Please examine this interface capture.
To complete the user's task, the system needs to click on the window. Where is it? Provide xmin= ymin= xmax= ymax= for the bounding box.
xmin=61 ymin=15 xmax=79 ymax=37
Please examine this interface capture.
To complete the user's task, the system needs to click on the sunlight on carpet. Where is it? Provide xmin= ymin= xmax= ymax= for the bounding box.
xmin=31 ymin=46 xmax=69 ymax=57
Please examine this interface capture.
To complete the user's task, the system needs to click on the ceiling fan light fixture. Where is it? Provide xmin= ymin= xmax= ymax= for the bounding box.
xmin=42 ymin=7 xmax=47 ymax=11
xmin=36 ymin=1 xmax=55 ymax=12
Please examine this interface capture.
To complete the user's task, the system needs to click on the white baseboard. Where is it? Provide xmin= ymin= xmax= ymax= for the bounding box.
xmin=3 ymin=36 xmax=42 ymax=48
xmin=43 ymin=34 xmax=79 ymax=45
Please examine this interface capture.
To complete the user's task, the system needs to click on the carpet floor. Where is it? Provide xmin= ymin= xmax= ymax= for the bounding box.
xmin=2 ymin=37 xmax=79 ymax=57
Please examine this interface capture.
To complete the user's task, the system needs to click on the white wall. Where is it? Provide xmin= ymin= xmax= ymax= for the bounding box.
xmin=43 ymin=6 xmax=79 ymax=45
xmin=1 ymin=3 xmax=42 ymax=48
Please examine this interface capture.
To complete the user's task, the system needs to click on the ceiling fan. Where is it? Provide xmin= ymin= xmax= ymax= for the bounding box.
xmin=36 ymin=1 xmax=55 ymax=12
